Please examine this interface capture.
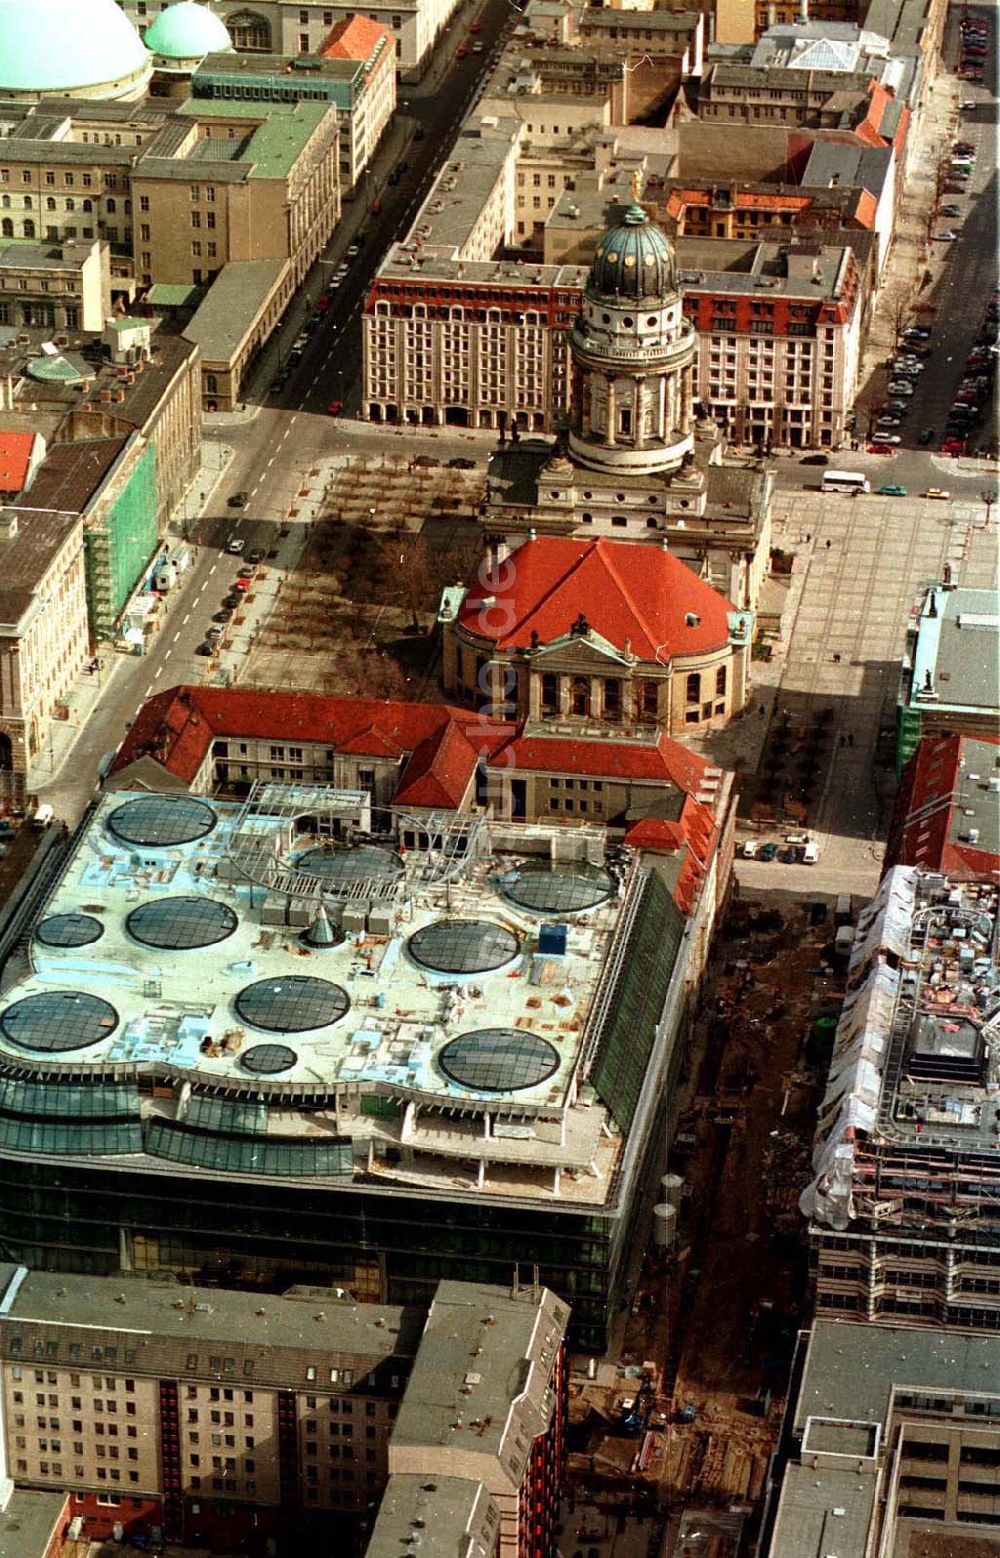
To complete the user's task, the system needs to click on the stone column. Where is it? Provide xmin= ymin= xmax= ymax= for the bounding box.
xmin=634 ymin=378 xmax=645 ymax=447
xmin=559 ymin=676 xmax=571 ymax=716
xmin=604 ymin=375 xmax=617 ymax=445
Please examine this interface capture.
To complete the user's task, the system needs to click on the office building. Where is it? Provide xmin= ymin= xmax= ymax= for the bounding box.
xmin=897 ymin=582 xmax=1000 ymax=774
xmin=0 ymin=762 xmax=731 ymax=1351
xmin=767 ymin=1319 xmax=1000 ymax=1555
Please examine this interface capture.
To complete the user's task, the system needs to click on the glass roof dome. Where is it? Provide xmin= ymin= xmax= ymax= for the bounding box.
xmin=0 ymin=0 xmax=151 ymax=96
xmin=144 ymin=3 xmax=234 ymax=61
xmin=588 ymin=202 xmax=677 ymax=303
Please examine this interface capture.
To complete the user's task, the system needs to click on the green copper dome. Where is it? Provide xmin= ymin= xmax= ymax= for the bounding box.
xmin=0 ymin=0 xmax=150 ymax=94
xmin=589 ymin=203 xmax=677 ymax=303
xmin=144 ymin=2 xmax=234 ymax=60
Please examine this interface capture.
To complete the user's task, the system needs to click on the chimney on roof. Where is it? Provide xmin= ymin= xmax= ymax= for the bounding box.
xmin=799 ymin=0 xmax=809 ymax=21
xmin=927 ymin=590 xmax=937 ymax=618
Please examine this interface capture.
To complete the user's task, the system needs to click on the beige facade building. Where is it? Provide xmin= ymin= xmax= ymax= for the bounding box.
xmin=0 ymin=240 xmax=111 ymax=335
xmin=132 ymin=98 xmax=340 ymax=291
xmin=0 ymin=503 xmax=89 ymax=790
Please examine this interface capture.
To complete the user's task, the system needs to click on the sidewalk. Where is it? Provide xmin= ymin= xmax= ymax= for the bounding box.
xmin=30 ymin=439 xmax=234 ymax=793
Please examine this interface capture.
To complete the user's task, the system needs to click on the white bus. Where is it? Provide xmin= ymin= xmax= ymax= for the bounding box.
xmin=821 ymin=470 xmax=870 ymax=495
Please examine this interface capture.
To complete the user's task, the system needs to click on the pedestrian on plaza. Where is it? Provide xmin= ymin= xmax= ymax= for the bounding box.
xmin=825 ymin=538 xmax=832 ymax=549
xmin=759 ymin=704 xmax=766 ymax=717
xmin=806 ymin=534 xmax=811 ymax=542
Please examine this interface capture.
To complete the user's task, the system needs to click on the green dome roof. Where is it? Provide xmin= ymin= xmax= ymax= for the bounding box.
xmin=0 ymin=0 xmax=149 ymax=93
xmin=589 ymin=204 xmax=677 ymax=303
xmin=144 ymin=2 xmax=233 ymax=58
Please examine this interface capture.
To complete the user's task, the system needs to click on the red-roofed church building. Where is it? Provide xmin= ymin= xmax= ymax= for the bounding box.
xmin=443 ymin=534 xmax=752 ymax=734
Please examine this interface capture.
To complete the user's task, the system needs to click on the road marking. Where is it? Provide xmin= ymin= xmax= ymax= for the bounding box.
xmin=267 ymin=456 xmax=275 ymax=467
xmin=143 ymin=685 xmax=153 ymax=699
xmin=164 ymin=650 xmax=171 ymax=662
xmin=209 ymin=563 xmax=217 ymax=575
xmin=155 ymin=666 xmax=163 ymax=679
xmin=183 ymin=613 xmax=190 ymax=624
xmin=172 ymin=631 xmax=180 ymax=643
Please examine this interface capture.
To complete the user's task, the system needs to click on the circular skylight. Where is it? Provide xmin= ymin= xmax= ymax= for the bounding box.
xmin=297 ymin=844 xmax=404 ymax=887
xmin=126 ymin=896 xmax=238 ymax=951
xmin=438 ymin=1029 xmax=560 ymax=1093
xmin=408 ymin=919 xmax=520 ymax=976
xmin=503 ymin=861 xmax=613 ymax=915
xmin=0 ymin=991 xmax=118 ymax=1053
xmin=235 ymin=976 xmax=349 ymax=1034
xmin=34 ymin=912 xmax=104 ymax=949
xmin=108 ymin=795 xmax=217 ymax=848
xmin=241 ymin=1044 xmax=298 ymax=1076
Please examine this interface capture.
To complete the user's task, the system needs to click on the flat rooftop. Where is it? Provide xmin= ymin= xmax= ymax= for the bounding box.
xmin=794 ymin=1318 xmax=1000 ymax=1433
xmin=768 ymin=1461 xmax=878 ymax=1558
xmin=366 ymin=1475 xmax=498 ymax=1557
xmin=0 ymin=1267 xmax=420 ymax=1380
xmin=906 ymin=585 xmax=1000 ymax=717
xmin=398 ymin=118 xmax=521 ymax=259
xmin=0 ymin=788 xmax=664 ymax=1206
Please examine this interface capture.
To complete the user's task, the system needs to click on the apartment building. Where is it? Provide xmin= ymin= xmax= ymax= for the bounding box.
xmin=0 ymin=240 xmax=111 ymax=335
xmin=0 ymin=1267 xmax=419 ymax=1547
xmin=386 ymin=1281 xmax=568 ymax=1558
xmin=802 ymin=866 xmax=1000 ymax=1332
xmin=767 ymin=1319 xmax=1000 ymax=1555
xmin=884 ymin=733 xmax=1000 ymax=880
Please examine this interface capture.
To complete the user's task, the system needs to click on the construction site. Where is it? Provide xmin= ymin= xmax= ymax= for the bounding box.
xmin=560 ymin=888 xmax=847 ymax=1548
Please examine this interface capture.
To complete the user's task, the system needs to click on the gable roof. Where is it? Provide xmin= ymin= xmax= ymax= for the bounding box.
xmin=0 ymin=431 xmax=38 ymax=493
xmin=320 ymin=15 xmax=392 ymax=62
xmin=458 ymin=537 xmax=734 ymax=659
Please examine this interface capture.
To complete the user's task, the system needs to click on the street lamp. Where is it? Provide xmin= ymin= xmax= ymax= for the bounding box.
xmin=981 ymin=490 xmax=995 ymax=528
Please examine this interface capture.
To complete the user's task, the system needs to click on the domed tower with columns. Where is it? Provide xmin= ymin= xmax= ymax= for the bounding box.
xmin=568 ymin=172 xmax=696 ymax=478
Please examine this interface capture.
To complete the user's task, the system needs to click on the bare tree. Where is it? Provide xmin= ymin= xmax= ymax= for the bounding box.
xmin=333 ymin=642 xmax=409 ymax=700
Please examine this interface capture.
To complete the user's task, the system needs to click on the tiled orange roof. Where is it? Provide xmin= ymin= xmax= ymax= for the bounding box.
xmin=320 ymin=14 xmax=392 ymax=61
xmin=459 ymin=536 xmax=734 ymax=660
xmin=0 ymin=431 xmax=37 ymax=493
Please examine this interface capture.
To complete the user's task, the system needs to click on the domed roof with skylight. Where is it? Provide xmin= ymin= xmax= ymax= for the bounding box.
xmin=0 ymin=0 xmax=151 ymax=100
xmin=144 ymin=2 xmax=234 ymax=62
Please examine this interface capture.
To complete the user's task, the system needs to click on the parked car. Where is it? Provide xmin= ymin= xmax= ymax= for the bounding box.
xmin=939 ymin=205 xmax=962 ymax=217
xmin=941 ymin=438 xmax=965 ymax=454
xmin=903 ymin=326 xmax=932 ymax=340
xmin=327 ymin=398 xmax=343 ymax=416
xmin=233 ymin=578 xmax=251 ymax=594
xmin=888 ymin=382 xmax=914 ymax=396
xmin=227 ymin=492 xmax=247 ymax=509
xmin=934 ymin=230 xmax=960 ymax=242
xmin=759 ymin=842 xmax=779 ymax=862
xmin=226 ymin=536 xmax=246 ymax=554
xmin=206 ymin=624 xmax=224 ymax=641
xmin=877 ymin=417 xmax=903 ymax=429
xmin=213 ymin=608 xmax=234 ymax=623
xmin=867 ymin=443 xmax=894 ymax=454
xmin=447 ymin=456 xmax=476 ymax=469
xmin=412 ymin=454 xmax=440 ymax=468
xmin=918 ymin=428 xmax=935 ymax=445
xmin=878 ymin=484 xmax=908 ymax=496
xmin=742 ymin=840 xmax=759 ymax=859
xmin=455 ymin=42 xmax=467 ymax=56
xmin=248 ymin=548 xmax=265 ymax=565
xmin=346 ymin=244 xmax=360 ymax=259
xmin=922 ymin=488 xmax=951 ymax=500
xmin=872 ymin=433 xmax=901 ymax=446
xmin=800 ymin=452 xmax=829 ymax=465
xmin=195 ymin=641 xmax=213 ymax=656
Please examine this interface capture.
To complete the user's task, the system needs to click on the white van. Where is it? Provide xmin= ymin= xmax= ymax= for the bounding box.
xmin=32 ymin=803 xmax=54 ymax=829
xmin=802 ymin=841 xmax=819 ymax=865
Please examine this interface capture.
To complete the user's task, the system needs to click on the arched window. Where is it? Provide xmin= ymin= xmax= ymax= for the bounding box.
xmin=82 ymin=200 xmax=92 ymax=213
xmin=1 ymin=219 xmax=12 ymax=238
xmin=22 ymin=219 xmax=34 ymax=238
xmin=1 ymin=196 xmax=9 ymax=209
xmin=22 ymin=196 xmax=32 ymax=210
xmin=106 ymin=198 xmax=116 ymax=213
xmin=603 ymin=678 xmax=621 ymax=719
xmin=715 ymin=665 xmax=727 ymax=697
xmin=686 ymin=672 xmax=701 ymax=703
xmin=226 ymin=9 xmax=272 ymax=50
xmin=205 ymin=374 xmax=219 ymax=395
xmin=46 ymin=197 xmax=56 ymax=211
xmin=65 ymin=198 xmax=75 ymax=212
xmin=570 ymin=678 xmax=590 ymax=717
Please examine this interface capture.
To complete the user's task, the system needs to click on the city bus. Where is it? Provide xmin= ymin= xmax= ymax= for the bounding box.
xmin=821 ymin=470 xmax=870 ymax=495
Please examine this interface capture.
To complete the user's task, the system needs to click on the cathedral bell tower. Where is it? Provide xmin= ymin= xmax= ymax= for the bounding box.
xmin=568 ymin=173 xmax=696 ymax=477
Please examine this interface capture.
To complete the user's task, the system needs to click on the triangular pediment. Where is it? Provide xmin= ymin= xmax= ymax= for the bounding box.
xmin=529 ymin=630 xmax=634 ymax=668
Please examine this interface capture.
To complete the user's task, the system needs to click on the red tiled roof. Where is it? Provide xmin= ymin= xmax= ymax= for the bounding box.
xmin=320 ymin=14 xmax=392 ymax=60
xmin=625 ymin=792 xmax=719 ymax=913
xmin=884 ymin=733 xmax=1000 ymax=879
xmin=458 ymin=537 xmax=734 ymax=659
xmin=0 ymin=431 xmax=37 ymax=493
xmin=111 ymin=687 xmax=518 ymax=797
xmin=492 ymin=730 xmax=708 ymax=791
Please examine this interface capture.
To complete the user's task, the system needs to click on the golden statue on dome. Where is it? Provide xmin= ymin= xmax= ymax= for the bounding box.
xmin=630 ymin=168 xmax=643 ymax=204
